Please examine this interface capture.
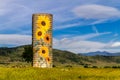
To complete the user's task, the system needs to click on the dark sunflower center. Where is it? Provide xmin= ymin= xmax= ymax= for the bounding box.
xmin=41 ymin=21 xmax=46 ymax=26
xmin=42 ymin=50 xmax=46 ymax=54
xmin=47 ymin=58 xmax=50 ymax=61
xmin=46 ymin=36 xmax=49 ymax=41
xmin=38 ymin=31 xmax=42 ymax=36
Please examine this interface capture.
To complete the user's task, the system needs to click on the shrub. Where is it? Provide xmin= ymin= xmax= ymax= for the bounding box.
xmin=104 ymin=66 xmax=111 ymax=68
xmin=22 ymin=46 xmax=33 ymax=63
xmin=92 ymin=66 xmax=98 ymax=68
xmin=65 ymin=65 xmax=72 ymax=68
xmin=84 ymin=65 xmax=89 ymax=68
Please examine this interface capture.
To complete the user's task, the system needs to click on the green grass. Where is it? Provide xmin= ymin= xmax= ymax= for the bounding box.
xmin=0 ymin=67 xmax=120 ymax=80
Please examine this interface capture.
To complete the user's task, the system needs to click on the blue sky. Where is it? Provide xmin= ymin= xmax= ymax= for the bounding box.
xmin=0 ymin=0 xmax=120 ymax=53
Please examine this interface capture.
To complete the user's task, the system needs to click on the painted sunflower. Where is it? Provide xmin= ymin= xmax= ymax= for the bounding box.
xmin=35 ymin=28 xmax=45 ymax=40
xmin=46 ymin=57 xmax=51 ymax=64
xmin=36 ymin=15 xmax=51 ymax=31
xmin=38 ymin=46 xmax=49 ymax=58
xmin=44 ymin=33 xmax=51 ymax=44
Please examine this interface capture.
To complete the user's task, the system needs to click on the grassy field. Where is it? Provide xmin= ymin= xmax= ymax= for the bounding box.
xmin=0 ymin=67 xmax=120 ymax=80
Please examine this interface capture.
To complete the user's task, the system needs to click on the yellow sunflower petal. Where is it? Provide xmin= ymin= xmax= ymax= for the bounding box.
xmin=46 ymin=57 xmax=51 ymax=64
xmin=44 ymin=33 xmax=51 ymax=44
xmin=36 ymin=15 xmax=51 ymax=31
xmin=35 ymin=28 xmax=45 ymax=40
xmin=38 ymin=46 xmax=49 ymax=58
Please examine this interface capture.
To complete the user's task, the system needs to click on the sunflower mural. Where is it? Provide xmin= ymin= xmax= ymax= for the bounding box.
xmin=32 ymin=13 xmax=52 ymax=68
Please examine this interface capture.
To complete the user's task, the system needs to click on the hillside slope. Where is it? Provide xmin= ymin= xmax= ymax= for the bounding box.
xmin=0 ymin=45 xmax=120 ymax=67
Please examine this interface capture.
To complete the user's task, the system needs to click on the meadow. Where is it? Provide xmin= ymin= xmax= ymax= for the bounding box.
xmin=0 ymin=46 xmax=120 ymax=80
xmin=0 ymin=67 xmax=120 ymax=80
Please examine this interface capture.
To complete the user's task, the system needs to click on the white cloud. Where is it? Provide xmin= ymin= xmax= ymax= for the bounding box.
xmin=0 ymin=1 xmax=120 ymax=31
xmin=72 ymin=32 xmax=111 ymax=40
xmin=72 ymin=4 xmax=120 ymax=19
xmin=54 ymin=23 xmax=82 ymax=30
xmin=53 ymin=38 xmax=106 ymax=53
xmin=0 ymin=34 xmax=31 ymax=46
xmin=92 ymin=25 xmax=99 ymax=34
xmin=111 ymin=42 xmax=120 ymax=47
xmin=114 ymin=33 xmax=119 ymax=37
xmin=91 ymin=19 xmax=107 ymax=25
xmin=53 ymin=32 xmax=112 ymax=53
xmin=54 ymin=4 xmax=120 ymax=30
xmin=0 ymin=0 xmax=119 ymax=51
xmin=0 ymin=0 xmax=33 ymax=31
xmin=53 ymin=36 xmax=120 ymax=53
xmin=0 ymin=0 xmax=15 ymax=15
xmin=0 ymin=9 xmax=9 ymax=16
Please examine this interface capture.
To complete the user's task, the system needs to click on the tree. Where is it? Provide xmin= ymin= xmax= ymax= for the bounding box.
xmin=22 ymin=45 xmax=33 ymax=63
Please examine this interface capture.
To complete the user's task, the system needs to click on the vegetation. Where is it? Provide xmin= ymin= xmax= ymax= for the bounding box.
xmin=0 ymin=45 xmax=120 ymax=80
xmin=0 ymin=67 xmax=120 ymax=80
xmin=0 ymin=45 xmax=120 ymax=68
xmin=22 ymin=45 xmax=33 ymax=62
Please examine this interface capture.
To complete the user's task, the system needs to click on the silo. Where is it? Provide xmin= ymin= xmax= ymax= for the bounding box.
xmin=32 ymin=13 xmax=52 ymax=68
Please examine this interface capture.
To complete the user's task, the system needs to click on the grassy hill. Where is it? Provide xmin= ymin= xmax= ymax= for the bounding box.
xmin=0 ymin=45 xmax=120 ymax=67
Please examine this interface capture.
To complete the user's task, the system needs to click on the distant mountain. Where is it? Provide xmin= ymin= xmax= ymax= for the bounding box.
xmin=81 ymin=51 xmax=120 ymax=56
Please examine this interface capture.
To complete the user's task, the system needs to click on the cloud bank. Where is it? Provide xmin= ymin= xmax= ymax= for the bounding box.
xmin=0 ymin=34 xmax=31 ymax=46
xmin=72 ymin=4 xmax=120 ymax=19
xmin=111 ymin=42 xmax=120 ymax=47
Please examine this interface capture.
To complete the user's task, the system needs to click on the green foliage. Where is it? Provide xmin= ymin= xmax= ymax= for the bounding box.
xmin=112 ymin=66 xmax=120 ymax=68
xmin=0 ymin=45 xmax=120 ymax=67
xmin=92 ymin=66 xmax=98 ymax=68
xmin=0 ymin=47 xmax=24 ymax=63
xmin=104 ymin=66 xmax=111 ymax=68
xmin=22 ymin=45 xmax=33 ymax=63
